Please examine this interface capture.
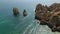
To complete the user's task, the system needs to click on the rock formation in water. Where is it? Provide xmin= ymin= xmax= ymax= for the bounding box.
xmin=13 ymin=8 xmax=19 ymax=16
xmin=35 ymin=3 xmax=60 ymax=32
xmin=23 ymin=9 xmax=27 ymax=16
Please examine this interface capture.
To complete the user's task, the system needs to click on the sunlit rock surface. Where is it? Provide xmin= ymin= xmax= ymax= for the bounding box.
xmin=49 ymin=3 xmax=60 ymax=11
xmin=13 ymin=8 xmax=19 ymax=16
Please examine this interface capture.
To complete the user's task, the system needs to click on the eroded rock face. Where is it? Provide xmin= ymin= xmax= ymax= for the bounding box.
xmin=35 ymin=3 xmax=60 ymax=32
xmin=49 ymin=3 xmax=60 ymax=11
xmin=35 ymin=4 xmax=49 ymax=21
xmin=48 ymin=8 xmax=60 ymax=32
xmin=13 ymin=8 xmax=19 ymax=16
xmin=23 ymin=9 xmax=27 ymax=16
xmin=36 ymin=4 xmax=42 ymax=11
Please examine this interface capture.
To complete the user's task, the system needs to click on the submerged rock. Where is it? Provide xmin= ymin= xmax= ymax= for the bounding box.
xmin=13 ymin=8 xmax=19 ymax=16
xmin=23 ymin=9 xmax=27 ymax=16
xmin=35 ymin=3 xmax=60 ymax=32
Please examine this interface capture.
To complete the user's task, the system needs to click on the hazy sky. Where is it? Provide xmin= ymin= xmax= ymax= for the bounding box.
xmin=0 ymin=0 xmax=60 ymax=12
xmin=0 ymin=0 xmax=60 ymax=6
xmin=19 ymin=0 xmax=60 ymax=6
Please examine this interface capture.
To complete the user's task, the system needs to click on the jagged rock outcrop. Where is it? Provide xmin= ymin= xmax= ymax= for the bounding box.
xmin=23 ymin=9 xmax=27 ymax=16
xmin=35 ymin=4 xmax=42 ymax=11
xmin=13 ymin=8 xmax=19 ymax=16
xmin=35 ymin=4 xmax=42 ymax=20
xmin=35 ymin=3 xmax=60 ymax=32
xmin=35 ymin=4 xmax=49 ymax=21
xmin=48 ymin=8 xmax=60 ymax=32
xmin=49 ymin=3 xmax=60 ymax=11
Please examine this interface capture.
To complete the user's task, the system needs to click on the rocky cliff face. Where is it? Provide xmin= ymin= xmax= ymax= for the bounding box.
xmin=35 ymin=4 xmax=42 ymax=11
xmin=35 ymin=3 xmax=60 ymax=32
xmin=13 ymin=8 xmax=19 ymax=16
xmin=48 ymin=8 xmax=60 ymax=32
xmin=49 ymin=3 xmax=60 ymax=11
xmin=35 ymin=4 xmax=49 ymax=21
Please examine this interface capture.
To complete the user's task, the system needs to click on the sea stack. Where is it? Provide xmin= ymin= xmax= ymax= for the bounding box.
xmin=23 ymin=9 xmax=27 ymax=16
xmin=13 ymin=8 xmax=19 ymax=16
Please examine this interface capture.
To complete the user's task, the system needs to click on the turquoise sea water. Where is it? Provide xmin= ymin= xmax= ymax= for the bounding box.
xmin=0 ymin=0 xmax=36 ymax=34
xmin=0 ymin=0 xmax=60 ymax=34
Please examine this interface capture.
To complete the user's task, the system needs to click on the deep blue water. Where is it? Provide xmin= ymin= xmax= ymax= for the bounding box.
xmin=0 ymin=0 xmax=60 ymax=34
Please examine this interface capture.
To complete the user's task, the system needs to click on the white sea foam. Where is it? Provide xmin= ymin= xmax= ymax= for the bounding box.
xmin=22 ymin=23 xmax=33 ymax=34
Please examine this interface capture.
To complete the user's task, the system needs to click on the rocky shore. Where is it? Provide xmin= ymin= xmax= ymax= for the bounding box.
xmin=35 ymin=3 xmax=60 ymax=32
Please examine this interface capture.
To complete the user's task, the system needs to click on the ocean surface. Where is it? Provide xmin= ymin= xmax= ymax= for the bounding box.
xmin=0 ymin=0 xmax=60 ymax=34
